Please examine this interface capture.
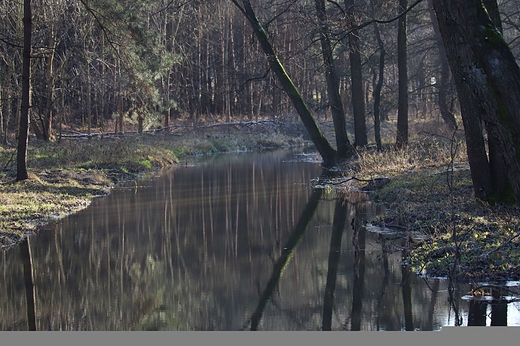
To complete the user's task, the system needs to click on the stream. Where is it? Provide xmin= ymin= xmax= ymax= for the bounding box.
xmin=1 ymin=149 xmax=519 ymax=330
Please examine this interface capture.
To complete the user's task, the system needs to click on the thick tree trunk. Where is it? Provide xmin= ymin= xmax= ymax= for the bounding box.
xmin=345 ymin=0 xmax=367 ymax=147
xmin=396 ymin=0 xmax=408 ymax=148
xmin=233 ymin=0 xmax=338 ymax=166
xmin=482 ymin=0 xmax=508 ymax=201
xmin=315 ymin=0 xmax=353 ymax=158
xmin=17 ymin=0 xmax=32 ymax=182
xmin=432 ymin=0 xmax=495 ymax=201
xmin=433 ymin=0 xmax=520 ymax=203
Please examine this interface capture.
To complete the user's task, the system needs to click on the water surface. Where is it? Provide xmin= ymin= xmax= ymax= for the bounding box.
xmin=1 ymin=150 xmax=519 ymax=330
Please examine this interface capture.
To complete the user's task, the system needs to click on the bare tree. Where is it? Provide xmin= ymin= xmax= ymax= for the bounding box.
xmin=396 ymin=0 xmax=409 ymax=148
xmin=345 ymin=0 xmax=368 ymax=147
xmin=315 ymin=0 xmax=354 ymax=157
xmin=16 ymin=0 xmax=32 ymax=182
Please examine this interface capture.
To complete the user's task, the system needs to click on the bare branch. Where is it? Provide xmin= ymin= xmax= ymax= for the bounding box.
xmin=152 ymin=0 xmax=196 ymax=16
xmin=77 ymin=0 xmax=123 ymax=58
xmin=0 ymin=36 xmax=23 ymax=49
xmin=327 ymin=0 xmax=345 ymax=15
xmin=336 ymin=0 xmax=425 ymax=44
xmin=265 ymin=0 xmax=298 ymax=29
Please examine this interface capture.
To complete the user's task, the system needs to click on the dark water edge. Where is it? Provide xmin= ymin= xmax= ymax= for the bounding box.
xmin=1 ymin=149 xmax=519 ymax=330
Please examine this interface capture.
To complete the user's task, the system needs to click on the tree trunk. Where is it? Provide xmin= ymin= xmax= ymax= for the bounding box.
xmin=428 ymin=0 xmax=457 ymax=130
xmin=345 ymin=0 xmax=367 ymax=147
xmin=117 ymin=60 xmax=124 ymax=134
xmin=315 ymin=0 xmax=353 ymax=158
xmin=482 ymin=0 xmax=502 ymax=33
xmin=396 ymin=0 xmax=409 ymax=148
xmin=17 ymin=0 xmax=32 ymax=182
xmin=432 ymin=0 xmax=520 ymax=203
xmin=137 ymin=116 xmax=144 ymax=134
xmin=0 ymin=96 xmax=4 ymax=145
xmin=100 ymin=33 xmax=106 ymax=133
xmin=86 ymin=58 xmax=92 ymax=136
xmin=43 ymin=15 xmax=58 ymax=141
xmin=482 ymin=0 xmax=508 ymax=201
xmin=372 ymin=21 xmax=385 ymax=151
xmin=232 ymin=0 xmax=338 ymax=166
xmin=432 ymin=0 xmax=494 ymax=201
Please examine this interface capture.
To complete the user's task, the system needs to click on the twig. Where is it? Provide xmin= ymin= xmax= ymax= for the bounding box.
xmin=323 ymin=176 xmax=377 ymax=185
xmin=2 ymin=149 xmax=16 ymax=171
xmin=198 ymin=120 xmax=276 ymax=128
xmin=384 ymin=224 xmax=409 ymax=230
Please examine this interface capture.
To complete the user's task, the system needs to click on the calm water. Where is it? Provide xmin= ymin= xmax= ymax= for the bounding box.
xmin=1 ymin=150 xmax=519 ymax=330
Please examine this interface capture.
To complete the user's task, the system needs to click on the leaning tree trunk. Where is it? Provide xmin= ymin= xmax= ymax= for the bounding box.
xmin=433 ymin=0 xmax=520 ymax=203
xmin=17 ymin=0 xmax=32 ymax=182
xmin=482 ymin=0 xmax=502 ymax=33
xmin=232 ymin=0 xmax=338 ymax=166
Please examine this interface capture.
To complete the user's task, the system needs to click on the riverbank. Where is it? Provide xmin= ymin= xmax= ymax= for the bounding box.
xmin=337 ymin=136 xmax=520 ymax=283
xmin=0 ymin=120 xmax=306 ymax=247
xmin=2 ymin=119 xmax=520 ymax=283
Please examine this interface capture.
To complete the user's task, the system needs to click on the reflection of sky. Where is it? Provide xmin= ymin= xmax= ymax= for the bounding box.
xmin=438 ymin=289 xmax=520 ymax=327
xmin=509 ymin=303 xmax=520 ymax=326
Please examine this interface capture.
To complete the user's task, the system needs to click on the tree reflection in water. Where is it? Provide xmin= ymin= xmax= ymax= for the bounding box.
xmin=1 ymin=151 xmax=519 ymax=330
xmin=321 ymin=199 xmax=347 ymax=331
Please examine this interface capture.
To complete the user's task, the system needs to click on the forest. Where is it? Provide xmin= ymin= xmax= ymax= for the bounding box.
xmin=2 ymin=0 xmax=520 ymax=286
xmin=2 ymin=0 xmax=520 ymax=331
xmin=1 ymin=0 xmax=520 ymax=201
